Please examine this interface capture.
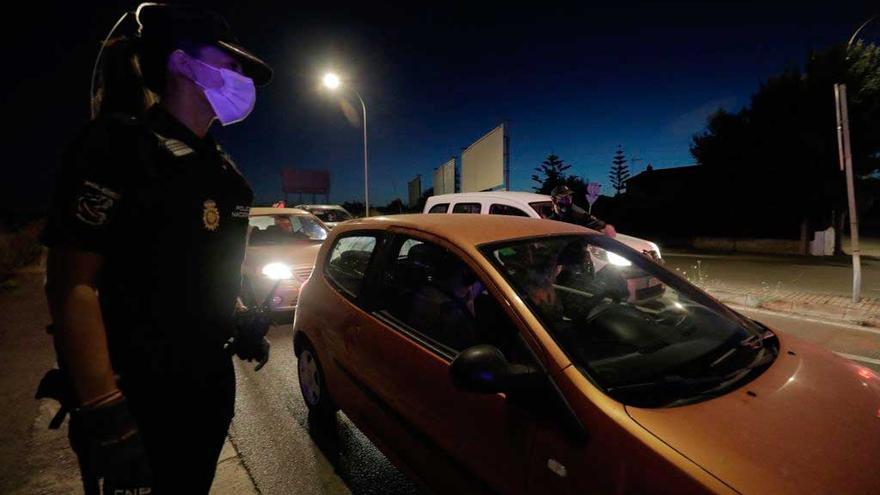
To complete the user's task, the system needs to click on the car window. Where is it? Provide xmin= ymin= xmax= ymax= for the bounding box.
xmin=325 ymin=235 xmax=379 ymax=297
xmin=311 ymin=209 xmax=353 ymax=223
xmin=248 ymin=214 xmax=328 ymax=245
xmin=376 ymin=236 xmax=527 ymax=360
xmin=428 ymin=203 xmax=449 ymax=214
xmin=529 ymin=201 xmax=554 ymax=218
xmin=489 ymin=203 xmax=530 ymax=217
xmin=451 ymin=202 xmax=482 ymax=214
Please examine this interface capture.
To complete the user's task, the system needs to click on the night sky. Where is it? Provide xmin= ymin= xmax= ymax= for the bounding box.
xmin=3 ymin=1 xmax=875 ymax=213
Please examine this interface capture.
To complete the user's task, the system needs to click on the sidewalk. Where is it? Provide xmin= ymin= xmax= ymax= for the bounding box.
xmin=12 ymin=399 xmax=257 ymax=495
xmin=705 ymin=284 xmax=880 ymax=328
xmin=0 ymin=271 xmax=258 ymax=495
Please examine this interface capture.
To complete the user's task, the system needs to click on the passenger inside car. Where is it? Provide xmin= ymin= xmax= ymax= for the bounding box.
xmin=406 ymin=243 xmax=479 ymax=351
xmin=378 ymin=239 xmax=529 ymax=361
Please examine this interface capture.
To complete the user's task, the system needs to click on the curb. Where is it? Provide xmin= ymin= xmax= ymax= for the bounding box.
xmin=707 ymin=288 xmax=880 ymax=329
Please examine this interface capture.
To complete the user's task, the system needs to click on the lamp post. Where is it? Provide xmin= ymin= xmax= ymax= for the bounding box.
xmin=323 ymin=73 xmax=370 ymax=217
xmin=834 ymin=16 xmax=876 ymax=303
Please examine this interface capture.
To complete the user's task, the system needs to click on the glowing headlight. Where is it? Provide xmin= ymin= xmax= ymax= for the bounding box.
xmin=262 ymin=262 xmax=293 ymax=280
xmin=606 ymin=251 xmax=632 ymax=267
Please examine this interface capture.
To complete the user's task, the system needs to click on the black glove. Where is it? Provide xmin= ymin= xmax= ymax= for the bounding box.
xmin=35 ymin=368 xmax=77 ymax=429
xmin=73 ymin=397 xmax=152 ymax=494
xmin=231 ymin=307 xmax=271 ymax=371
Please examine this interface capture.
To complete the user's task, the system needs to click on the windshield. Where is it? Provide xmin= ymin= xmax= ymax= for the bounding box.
xmin=310 ymin=209 xmax=352 ymax=223
xmin=248 ymin=214 xmax=328 ymax=245
xmin=481 ymin=234 xmax=776 ymax=408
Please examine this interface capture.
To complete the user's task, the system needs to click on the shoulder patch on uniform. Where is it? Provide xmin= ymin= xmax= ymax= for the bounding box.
xmin=75 ymin=181 xmax=121 ymax=226
xmin=153 ymin=132 xmax=195 ymax=157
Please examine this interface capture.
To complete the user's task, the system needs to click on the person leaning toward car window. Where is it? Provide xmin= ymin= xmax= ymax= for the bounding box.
xmin=547 ymin=184 xmax=617 ymax=237
xmin=41 ymin=4 xmax=272 ymax=493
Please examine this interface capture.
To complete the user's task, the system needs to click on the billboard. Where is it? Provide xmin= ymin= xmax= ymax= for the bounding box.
xmin=461 ymin=124 xmax=506 ymax=192
xmin=408 ymin=175 xmax=422 ymax=208
xmin=432 ymin=158 xmax=456 ymax=195
xmin=281 ymin=169 xmax=330 ymax=194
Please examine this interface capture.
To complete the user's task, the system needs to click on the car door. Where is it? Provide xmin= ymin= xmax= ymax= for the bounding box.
xmin=349 ymin=231 xmax=538 ymax=494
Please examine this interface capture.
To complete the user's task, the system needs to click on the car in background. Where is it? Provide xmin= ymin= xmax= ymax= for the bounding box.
xmin=294 ymin=204 xmax=354 ymax=229
xmin=293 ymin=213 xmax=880 ymax=495
xmin=241 ymin=207 xmax=328 ymax=313
xmin=424 ymin=191 xmax=663 ymax=301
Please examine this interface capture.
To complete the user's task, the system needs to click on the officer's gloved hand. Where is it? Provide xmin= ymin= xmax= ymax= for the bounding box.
xmin=74 ymin=395 xmax=152 ymax=493
xmin=232 ymin=307 xmax=272 ymax=371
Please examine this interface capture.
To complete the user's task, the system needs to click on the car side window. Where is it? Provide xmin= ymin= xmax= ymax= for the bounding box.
xmin=377 ymin=236 xmax=529 ymax=362
xmin=489 ymin=204 xmax=530 ymax=217
xmin=428 ymin=203 xmax=449 ymax=214
xmin=325 ymin=235 xmax=379 ymax=297
xmin=451 ymin=203 xmax=482 ymax=214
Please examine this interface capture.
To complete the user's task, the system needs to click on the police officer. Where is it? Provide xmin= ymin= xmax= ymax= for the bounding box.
xmin=547 ymin=184 xmax=617 ymax=237
xmin=42 ymin=4 xmax=272 ymax=493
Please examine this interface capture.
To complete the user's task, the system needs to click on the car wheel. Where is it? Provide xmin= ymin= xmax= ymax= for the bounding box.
xmin=297 ymin=340 xmax=337 ymax=419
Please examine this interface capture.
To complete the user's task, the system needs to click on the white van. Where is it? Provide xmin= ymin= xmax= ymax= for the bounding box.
xmin=424 ymin=191 xmax=663 ymax=300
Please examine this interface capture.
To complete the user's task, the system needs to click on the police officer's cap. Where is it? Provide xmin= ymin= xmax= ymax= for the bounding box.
xmin=135 ymin=3 xmax=273 ymax=87
xmin=550 ymin=185 xmax=574 ymax=198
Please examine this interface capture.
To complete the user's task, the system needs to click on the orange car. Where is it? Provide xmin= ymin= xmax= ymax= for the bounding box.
xmin=293 ymin=214 xmax=880 ymax=494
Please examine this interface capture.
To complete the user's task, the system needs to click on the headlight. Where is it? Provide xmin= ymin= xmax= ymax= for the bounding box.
xmin=262 ymin=262 xmax=293 ymax=280
xmin=606 ymin=251 xmax=633 ymax=267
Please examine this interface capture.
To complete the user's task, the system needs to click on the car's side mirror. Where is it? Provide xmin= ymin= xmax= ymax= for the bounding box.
xmin=450 ymin=345 xmax=542 ymax=394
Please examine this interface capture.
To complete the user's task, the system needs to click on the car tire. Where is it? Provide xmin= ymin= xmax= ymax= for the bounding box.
xmin=297 ymin=339 xmax=337 ymax=421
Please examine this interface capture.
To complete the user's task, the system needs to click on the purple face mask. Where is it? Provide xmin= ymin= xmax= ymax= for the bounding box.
xmin=180 ymin=50 xmax=256 ymax=126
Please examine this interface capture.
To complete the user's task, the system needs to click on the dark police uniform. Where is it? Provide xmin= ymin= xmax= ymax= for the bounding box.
xmin=43 ymin=104 xmax=253 ymax=492
xmin=547 ymin=207 xmax=607 ymax=231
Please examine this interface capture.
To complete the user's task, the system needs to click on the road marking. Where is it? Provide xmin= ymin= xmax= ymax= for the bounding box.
xmin=729 ymin=304 xmax=880 ymax=336
xmin=834 ymin=352 xmax=880 ymax=366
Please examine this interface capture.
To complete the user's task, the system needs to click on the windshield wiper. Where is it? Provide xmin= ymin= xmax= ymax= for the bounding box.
xmin=711 ymin=329 xmax=776 ymax=368
xmin=606 ymin=374 xmax=735 ymax=394
xmin=608 ymin=347 xmax=778 ymax=397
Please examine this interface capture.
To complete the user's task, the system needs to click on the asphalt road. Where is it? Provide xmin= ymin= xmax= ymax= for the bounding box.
xmin=4 ymin=271 xmax=878 ymax=495
xmin=229 ymin=320 xmax=422 ymax=495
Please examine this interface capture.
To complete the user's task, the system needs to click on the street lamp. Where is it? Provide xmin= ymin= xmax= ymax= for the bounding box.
xmin=835 ymin=16 xmax=876 ymax=303
xmin=322 ymin=72 xmax=369 ymax=217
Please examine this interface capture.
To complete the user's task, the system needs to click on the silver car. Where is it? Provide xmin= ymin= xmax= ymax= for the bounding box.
xmin=293 ymin=204 xmax=354 ymax=229
xmin=241 ymin=207 xmax=328 ymax=313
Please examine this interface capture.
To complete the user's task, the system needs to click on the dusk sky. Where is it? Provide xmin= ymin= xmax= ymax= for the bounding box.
xmin=4 ymin=1 xmax=875 ymax=211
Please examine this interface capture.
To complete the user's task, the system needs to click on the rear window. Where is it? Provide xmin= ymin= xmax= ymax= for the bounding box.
xmin=489 ymin=204 xmax=529 ymax=217
xmin=325 ymin=235 xmax=379 ymax=297
xmin=428 ymin=203 xmax=449 ymax=214
xmin=452 ymin=203 xmax=482 ymax=214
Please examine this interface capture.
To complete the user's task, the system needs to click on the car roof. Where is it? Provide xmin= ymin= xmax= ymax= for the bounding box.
xmin=334 ymin=213 xmax=591 ymax=246
xmin=250 ymin=207 xmax=312 ymax=216
xmin=295 ymin=204 xmax=346 ymax=210
xmin=427 ymin=191 xmax=552 ymax=204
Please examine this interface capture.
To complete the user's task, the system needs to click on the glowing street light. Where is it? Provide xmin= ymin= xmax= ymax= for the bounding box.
xmin=322 ymin=72 xmax=340 ymax=90
xmin=322 ymin=72 xmax=369 ymax=216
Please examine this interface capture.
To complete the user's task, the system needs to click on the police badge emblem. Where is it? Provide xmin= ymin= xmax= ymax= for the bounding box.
xmin=203 ymin=199 xmax=220 ymax=231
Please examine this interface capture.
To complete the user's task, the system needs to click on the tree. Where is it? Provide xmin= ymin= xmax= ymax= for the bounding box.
xmin=609 ymin=146 xmax=630 ymax=195
xmin=531 ymin=154 xmax=571 ymax=194
xmin=690 ymin=41 xmax=880 ymax=245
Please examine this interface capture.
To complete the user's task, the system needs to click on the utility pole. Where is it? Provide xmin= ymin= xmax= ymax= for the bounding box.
xmin=834 ymin=83 xmax=861 ymax=303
